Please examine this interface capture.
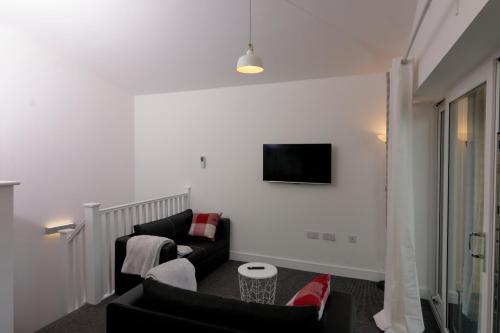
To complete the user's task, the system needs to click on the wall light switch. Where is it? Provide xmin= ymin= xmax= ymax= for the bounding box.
xmin=322 ymin=233 xmax=335 ymax=241
xmin=307 ymin=231 xmax=320 ymax=240
xmin=200 ymin=155 xmax=206 ymax=168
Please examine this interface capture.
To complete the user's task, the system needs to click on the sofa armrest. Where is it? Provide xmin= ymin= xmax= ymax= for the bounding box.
xmin=110 ymin=284 xmax=144 ymax=307
xmin=114 ymin=234 xmax=178 ymax=295
xmin=159 ymin=240 xmax=178 ymax=263
xmin=320 ymin=291 xmax=355 ymax=333
xmin=115 ymin=235 xmax=178 ymax=276
xmin=107 ymin=284 xmax=241 ymax=333
xmin=215 ymin=218 xmax=230 ymax=241
xmin=115 ymin=234 xmax=134 ymax=279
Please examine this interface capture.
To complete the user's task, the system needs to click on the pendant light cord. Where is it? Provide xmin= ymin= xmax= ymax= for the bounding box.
xmin=249 ymin=0 xmax=252 ymax=47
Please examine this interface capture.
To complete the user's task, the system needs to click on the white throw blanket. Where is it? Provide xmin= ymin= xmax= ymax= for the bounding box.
xmin=145 ymin=258 xmax=197 ymax=291
xmin=121 ymin=235 xmax=172 ymax=278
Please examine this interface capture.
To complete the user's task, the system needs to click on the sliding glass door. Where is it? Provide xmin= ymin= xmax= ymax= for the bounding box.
xmin=493 ymin=59 xmax=500 ymax=333
xmin=432 ymin=103 xmax=447 ymax=325
xmin=447 ymin=84 xmax=486 ymax=333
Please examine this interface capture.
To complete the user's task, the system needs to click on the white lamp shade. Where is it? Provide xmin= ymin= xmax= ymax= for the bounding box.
xmin=236 ymin=46 xmax=264 ymax=74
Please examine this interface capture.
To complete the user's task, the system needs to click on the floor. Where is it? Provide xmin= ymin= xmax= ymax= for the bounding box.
xmin=448 ymin=303 xmax=478 ymax=333
xmin=37 ymin=260 xmax=440 ymax=333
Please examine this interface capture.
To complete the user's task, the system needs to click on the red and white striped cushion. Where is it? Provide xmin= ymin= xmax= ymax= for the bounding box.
xmin=287 ymin=274 xmax=331 ymax=319
xmin=188 ymin=213 xmax=221 ymax=241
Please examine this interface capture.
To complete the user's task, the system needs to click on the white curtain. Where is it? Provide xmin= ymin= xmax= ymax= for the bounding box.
xmin=373 ymin=58 xmax=424 ymax=333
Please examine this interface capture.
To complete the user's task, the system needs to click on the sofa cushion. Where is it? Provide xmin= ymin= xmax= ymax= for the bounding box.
xmin=167 ymin=209 xmax=193 ymax=239
xmin=183 ymin=246 xmax=208 ymax=265
xmin=287 ymin=274 xmax=331 ymax=319
xmin=133 ymin=218 xmax=176 ymax=239
xmin=188 ymin=212 xmax=221 ymax=241
xmin=142 ymin=279 xmax=319 ymax=332
xmin=180 ymin=237 xmax=227 ymax=254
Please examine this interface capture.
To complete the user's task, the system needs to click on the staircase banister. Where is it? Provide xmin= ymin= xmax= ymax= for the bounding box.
xmin=64 ymin=222 xmax=85 ymax=243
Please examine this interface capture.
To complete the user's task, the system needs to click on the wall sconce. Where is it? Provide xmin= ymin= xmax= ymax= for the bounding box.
xmin=457 ymin=98 xmax=468 ymax=144
xmin=377 ymin=134 xmax=387 ymax=143
xmin=457 ymin=117 xmax=468 ymax=143
xmin=45 ymin=221 xmax=76 ymax=235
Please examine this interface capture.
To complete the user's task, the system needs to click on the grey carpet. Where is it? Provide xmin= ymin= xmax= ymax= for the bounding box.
xmin=37 ymin=260 xmax=439 ymax=333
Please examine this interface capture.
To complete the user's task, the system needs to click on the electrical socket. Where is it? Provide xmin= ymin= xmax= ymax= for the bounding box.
xmin=322 ymin=233 xmax=335 ymax=241
xmin=348 ymin=235 xmax=357 ymax=243
xmin=307 ymin=231 xmax=320 ymax=240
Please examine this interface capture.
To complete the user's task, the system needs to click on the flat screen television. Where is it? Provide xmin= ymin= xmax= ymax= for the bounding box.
xmin=263 ymin=144 xmax=331 ymax=184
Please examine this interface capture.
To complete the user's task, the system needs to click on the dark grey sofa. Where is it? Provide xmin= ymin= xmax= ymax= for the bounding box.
xmin=107 ymin=279 xmax=355 ymax=333
xmin=114 ymin=209 xmax=230 ymax=295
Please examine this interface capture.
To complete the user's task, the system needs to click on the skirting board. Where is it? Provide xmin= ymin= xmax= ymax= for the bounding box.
xmin=230 ymin=251 xmax=432 ymax=299
xmin=230 ymin=251 xmax=385 ymax=282
xmin=419 ymin=287 xmax=432 ymax=300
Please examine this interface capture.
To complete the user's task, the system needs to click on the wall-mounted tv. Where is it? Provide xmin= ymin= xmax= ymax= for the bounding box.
xmin=263 ymin=144 xmax=331 ymax=184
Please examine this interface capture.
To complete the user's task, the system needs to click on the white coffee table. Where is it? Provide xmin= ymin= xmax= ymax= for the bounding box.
xmin=238 ymin=262 xmax=278 ymax=304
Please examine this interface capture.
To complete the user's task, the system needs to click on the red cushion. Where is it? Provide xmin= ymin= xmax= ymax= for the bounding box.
xmin=287 ymin=274 xmax=331 ymax=319
xmin=188 ymin=212 xmax=221 ymax=241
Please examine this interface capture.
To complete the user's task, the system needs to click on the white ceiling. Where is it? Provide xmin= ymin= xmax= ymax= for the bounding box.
xmin=0 ymin=0 xmax=417 ymax=94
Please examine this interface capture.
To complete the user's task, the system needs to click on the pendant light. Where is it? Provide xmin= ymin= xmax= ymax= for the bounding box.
xmin=236 ymin=0 xmax=264 ymax=74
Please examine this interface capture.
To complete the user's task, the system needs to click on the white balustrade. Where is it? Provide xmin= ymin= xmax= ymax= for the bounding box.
xmin=59 ymin=224 xmax=86 ymax=313
xmin=61 ymin=186 xmax=191 ymax=311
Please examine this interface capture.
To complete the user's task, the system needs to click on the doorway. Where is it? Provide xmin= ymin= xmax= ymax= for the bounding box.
xmin=447 ymin=84 xmax=486 ymax=333
xmin=433 ymin=84 xmax=487 ymax=333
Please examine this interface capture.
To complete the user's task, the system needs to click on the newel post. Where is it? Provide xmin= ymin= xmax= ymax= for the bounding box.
xmin=83 ymin=202 xmax=102 ymax=305
xmin=184 ymin=185 xmax=191 ymax=209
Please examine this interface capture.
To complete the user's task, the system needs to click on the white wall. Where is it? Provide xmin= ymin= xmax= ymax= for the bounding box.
xmin=135 ymin=74 xmax=387 ymax=281
xmin=410 ymin=0 xmax=489 ymax=87
xmin=0 ymin=26 xmax=135 ymax=333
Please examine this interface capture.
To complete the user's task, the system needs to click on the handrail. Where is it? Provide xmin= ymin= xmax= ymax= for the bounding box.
xmin=66 ymin=222 xmax=85 ymax=243
xmin=99 ymin=193 xmax=186 ymax=213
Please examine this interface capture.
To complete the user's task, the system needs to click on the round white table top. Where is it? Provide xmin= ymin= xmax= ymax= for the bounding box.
xmin=238 ymin=262 xmax=278 ymax=279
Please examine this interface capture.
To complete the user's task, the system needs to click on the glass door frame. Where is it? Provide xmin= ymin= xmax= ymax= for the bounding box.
xmin=493 ymin=58 xmax=500 ymax=333
xmin=428 ymin=55 xmax=499 ymax=333
xmin=432 ymin=73 xmax=497 ymax=332
xmin=431 ymin=100 xmax=449 ymax=331
xmin=447 ymin=83 xmax=488 ymax=333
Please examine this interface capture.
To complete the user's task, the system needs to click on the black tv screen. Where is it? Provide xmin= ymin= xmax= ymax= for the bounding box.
xmin=263 ymin=144 xmax=331 ymax=184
